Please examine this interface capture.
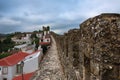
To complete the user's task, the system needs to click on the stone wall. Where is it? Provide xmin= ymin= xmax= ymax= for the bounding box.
xmin=52 ymin=13 xmax=120 ymax=80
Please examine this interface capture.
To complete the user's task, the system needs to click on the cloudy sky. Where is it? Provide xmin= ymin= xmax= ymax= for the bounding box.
xmin=0 ymin=0 xmax=120 ymax=34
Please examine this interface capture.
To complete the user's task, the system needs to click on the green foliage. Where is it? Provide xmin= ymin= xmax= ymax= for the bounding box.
xmin=3 ymin=37 xmax=12 ymax=44
xmin=33 ymin=30 xmax=38 ymax=33
xmin=0 ymin=36 xmax=15 ymax=53
xmin=14 ymin=32 xmax=21 ymax=35
xmin=0 ymin=53 xmax=11 ymax=59
xmin=39 ymin=30 xmax=43 ymax=32
xmin=34 ymin=38 xmax=39 ymax=49
xmin=7 ymin=33 xmax=15 ymax=38
xmin=31 ymin=33 xmax=37 ymax=39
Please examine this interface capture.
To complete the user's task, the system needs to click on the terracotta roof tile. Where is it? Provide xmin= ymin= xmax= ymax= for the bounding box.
xmin=39 ymin=42 xmax=50 ymax=45
xmin=0 ymin=52 xmax=29 ymax=66
xmin=12 ymin=72 xmax=35 ymax=80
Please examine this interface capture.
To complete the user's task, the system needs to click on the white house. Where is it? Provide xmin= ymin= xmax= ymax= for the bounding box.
xmin=11 ymin=37 xmax=31 ymax=44
xmin=14 ymin=43 xmax=35 ymax=53
xmin=36 ymin=33 xmax=42 ymax=38
xmin=39 ymin=26 xmax=51 ymax=46
xmin=0 ymin=52 xmax=29 ymax=80
xmin=0 ymin=50 xmax=43 ymax=80
xmin=25 ymin=33 xmax=32 ymax=39
xmin=39 ymin=35 xmax=51 ymax=46
xmin=11 ymin=33 xmax=32 ymax=45
xmin=43 ymin=35 xmax=51 ymax=43
xmin=12 ymin=32 xmax=43 ymax=45
xmin=22 ymin=50 xmax=43 ymax=73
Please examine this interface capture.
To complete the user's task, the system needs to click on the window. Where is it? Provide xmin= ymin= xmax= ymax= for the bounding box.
xmin=16 ymin=64 xmax=22 ymax=74
xmin=29 ymin=57 xmax=32 ymax=59
xmin=41 ymin=39 xmax=43 ymax=42
xmin=3 ymin=78 xmax=7 ymax=80
xmin=0 ymin=67 xmax=2 ymax=75
xmin=47 ymin=39 xmax=49 ymax=42
xmin=2 ymin=67 xmax=8 ymax=74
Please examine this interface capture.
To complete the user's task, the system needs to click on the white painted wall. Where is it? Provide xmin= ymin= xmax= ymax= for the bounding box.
xmin=14 ymin=44 xmax=35 ymax=53
xmin=0 ymin=65 xmax=16 ymax=80
xmin=48 ymin=31 xmax=50 ymax=34
xmin=44 ymin=31 xmax=46 ymax=36
xmin=38 ymin=45 xmax=42 ymax=51
xmin=36 ymin=34 xmax=42 ymax=38
xmin=7 ymin=66 xmax=16 ymax=80
xmin=0 ymin=51 xmax=42 ymax=80
xmin=12 ymin=38 xmax=31 ymax=44
xmin=24 ymin=49 xmax=35 ymax=53
xmin=43 ymin=38 xmax=51 ymax=42
xmin=26 ymin=34 xmax=31 ymax=38
xmin=23 ymin=51 xmax=43 ymax=73
xmin=23 ymin=57 xmax=38 ymax=73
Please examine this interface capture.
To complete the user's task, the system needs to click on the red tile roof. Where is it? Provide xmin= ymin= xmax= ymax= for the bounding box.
xmin=39 ymin=42 xmax=50 ymax=45
xmin=0 ymin=52 xmax=29 ymax=66
xmin=12 ymin=72 xmax=35 ymax=80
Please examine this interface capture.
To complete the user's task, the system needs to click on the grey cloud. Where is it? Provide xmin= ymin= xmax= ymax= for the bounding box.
xmin=0 ymin=25 xmax=21 ymax=33
xmin=0 ymin=0 xmax=120 ymax=34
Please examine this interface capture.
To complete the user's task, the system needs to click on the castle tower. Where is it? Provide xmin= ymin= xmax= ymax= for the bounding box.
xmin=42 ymin=26 xmax=50 ymax=36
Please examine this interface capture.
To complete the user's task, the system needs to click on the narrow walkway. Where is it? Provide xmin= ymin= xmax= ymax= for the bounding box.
xmin=34 ymin=36 xmax=65 ymax=80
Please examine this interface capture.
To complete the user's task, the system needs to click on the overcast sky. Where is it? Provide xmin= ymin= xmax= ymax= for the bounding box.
xmin=0 ymin=0 xmax=120 ymax=34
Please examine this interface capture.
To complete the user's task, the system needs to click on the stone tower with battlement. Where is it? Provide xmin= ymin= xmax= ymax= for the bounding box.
xmin=42 ymin=26 xmax=50 ymax=36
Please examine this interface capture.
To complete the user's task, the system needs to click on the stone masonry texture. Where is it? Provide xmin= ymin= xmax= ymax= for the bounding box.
xmin=52 ymin=13 xmax=120 ymax=80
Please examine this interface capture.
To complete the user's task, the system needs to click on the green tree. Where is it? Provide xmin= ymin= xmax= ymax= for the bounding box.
xmin=0 ymin=53 xmax=11 ymax=59
xmin=39 ymin=30 xmax=43 ymax=32
xmin=0 ymin=36 xmax=15 ymax=53
xmin=7 ymin=33 xmax=15 ymax=38
xmin=31 ymin=33 xmax=37 ymax=39
xmin=34 ymin=38 xmax=39 ymax=49
xmin=0 ymin=41 xmax=2 ymax=52
xmin=3 ymin=37 xmax=12 ymax=44
xmin=33 ymin=30 xmax=38 ymax=33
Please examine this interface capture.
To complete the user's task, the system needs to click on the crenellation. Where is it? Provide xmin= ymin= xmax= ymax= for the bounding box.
xmin=52 ymin=13 xmax=120 ymax=80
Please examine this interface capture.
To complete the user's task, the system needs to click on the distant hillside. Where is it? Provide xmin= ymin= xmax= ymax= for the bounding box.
xmin=0 ymin=33 xmax=7 ymax=37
